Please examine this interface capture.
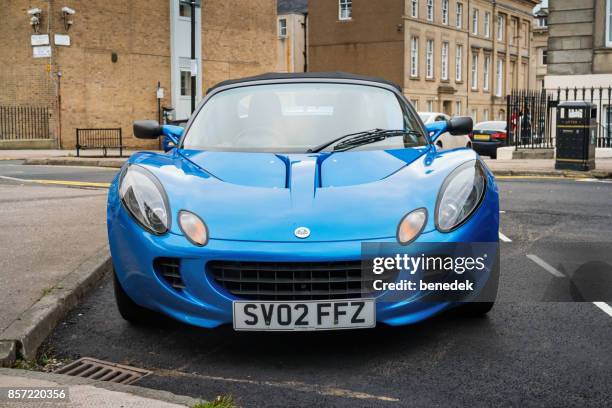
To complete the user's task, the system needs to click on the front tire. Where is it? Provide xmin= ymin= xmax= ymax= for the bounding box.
xmin=451 ymin=251 xmax=499 ymax=317
xmin=113 ymin=270 xmax=160 ymax=325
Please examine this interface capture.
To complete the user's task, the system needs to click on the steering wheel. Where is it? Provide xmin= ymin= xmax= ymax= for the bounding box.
xmin=235 ymin=126 xmax=283 ymax=146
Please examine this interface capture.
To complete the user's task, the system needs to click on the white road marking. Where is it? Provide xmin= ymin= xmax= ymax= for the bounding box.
xmin=527 ymin=255 xmax=612 ymax=318
xmin=576 ymin=178 xmax=612 ymax=184
xmin=0 ymin=175 xmax=31 ymax=183
xmin=499 ymin=210 xmax=506 ymax=214
xmin=155 ymin=369 xmax=399 ymax=402
xmin=499 ymin=232 xmax=512 ymax=242
xmin=593 ymin=302 xmax=612 ymax=318
xmin=526 ymin=254 xmax=565 ymax=278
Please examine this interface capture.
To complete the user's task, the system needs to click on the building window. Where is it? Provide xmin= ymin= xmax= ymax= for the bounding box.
xmin=412 ymin=99 xmax=419 ymax=111
xmin=411 ymin=0 xmax=418 ymax=18
xmin=442 ymin=0 xmax=449 ymax=25
xmin=455 ymin=44 xmax=463 ymax=82
xmin=278 ymin=19 xmax=287 ymax=38
xmin=427 ymin=100 xmax=434 ymax=112
xmin=607 ymin=0 xmax=612 ymax=46
xmin=484 ymin=109 xmax=489 ymax=121
xmin=426 ymin=0 xmax=434 ymax=22
xmin=510 ymin=18 xmax=518 ymax=45
xmin=471 ymin=53 xmax=478 ymax=90
xmin=456 ymin=3 xmax=463 ymax=28
xmin=498 ymin=109 xmax=505 ymax=121
xmin=180 ymin=70 xmax=192 ymax=96
xmin=441 ymin=42 xmax=449 ymax=80
xmin=484 ymin=12 xmax=491 ymax=38
xmin=496 ymin=59 xmax=504 ymax=97
xmin=497 ymin=14 xmax=505 ymax=41
xmin=483 ymin=55 xmax=491 ymax=91
xmin=542 ymin=49 xmax=548 ymax=65
xmin=472 ymin=9 xmax=479 ymax=35
xmin=471 ymin=109 xmax=478 ymax=122
xmin=179 ymin=3 xmax=192 ymax=18
xmin=410 ymin=37 xmax=419 ymax=77
xmin=339 ymin=0 xmax=352 ymax=20
xmin=455 ymin=101 xmax=462 ymax=115
xmin=426 ymin=39 xmax=434 ymax=79
xmin=537 ymin=16 xmax=548 ymax=28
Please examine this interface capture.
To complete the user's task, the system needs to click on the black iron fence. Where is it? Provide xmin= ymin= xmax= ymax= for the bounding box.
xmin=0 ymin=106 xmax=50 ymax=140
xmin=508 ymin=87 xmax=612 ymax=149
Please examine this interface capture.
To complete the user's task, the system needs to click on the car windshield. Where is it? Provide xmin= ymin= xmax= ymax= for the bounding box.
xmin=183 ymin=82 xmax=426 ymax=153
xmin=475 ymin=121 xmax=506 ymax=131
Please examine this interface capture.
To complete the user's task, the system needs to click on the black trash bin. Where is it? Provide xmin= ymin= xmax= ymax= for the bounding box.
xmin=555 ymin=101 xmax=596 ymax=171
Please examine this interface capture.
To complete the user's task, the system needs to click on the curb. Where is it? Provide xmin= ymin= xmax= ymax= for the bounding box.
xmin=0 ymin=368 xmax=203 ymax=407
xmin=24 ymin=158 xmax=126 ymax=168
xmin=492 ymin=169 xmax=612 ymax=179
xmin=0 ymin=247 xmax=112 ymax=365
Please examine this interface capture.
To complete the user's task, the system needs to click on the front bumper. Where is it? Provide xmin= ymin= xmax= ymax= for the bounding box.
xmin=108 ymin=189 xmax=499 ymax=329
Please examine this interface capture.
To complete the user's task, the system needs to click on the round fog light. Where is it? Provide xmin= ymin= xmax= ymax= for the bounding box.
xmin=178 ymin=210 xmax=208 ymax=246
xmin=397 ymin=208 xmax=427 ymax=245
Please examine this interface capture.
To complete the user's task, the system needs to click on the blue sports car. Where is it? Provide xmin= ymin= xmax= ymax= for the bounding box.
xmin=108 ymin=72 xmax=499 ymax=331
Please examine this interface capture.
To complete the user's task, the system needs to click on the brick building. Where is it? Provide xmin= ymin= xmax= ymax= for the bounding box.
xmin=308 ymin=0 xmax=537 ymax=123
xmin=0 ymin=0 xmax=277 ymax=150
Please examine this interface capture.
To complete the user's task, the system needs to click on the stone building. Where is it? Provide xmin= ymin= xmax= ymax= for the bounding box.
xmin=545 ymin=0 xmax=612 ymax=88
xmin=277 ymin=0 xmax=308 ymax=72
xmin=308 ymin=0 xmax=538 ymax=123
xmin=531 ymin=0 xmax=548 ymax=89
xmin=0 ymin=0 xmax=277 ymax=150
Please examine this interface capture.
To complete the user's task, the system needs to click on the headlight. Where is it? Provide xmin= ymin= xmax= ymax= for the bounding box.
xmin=178 ymin=210 xmax=208 ymax=246
xmin=435 ymin=161 xmax=486 ymax=232
xmin=119 ymin=165 xmax=170 ymax=234
xmin=397 ymin=208 xmax=427 ymax=245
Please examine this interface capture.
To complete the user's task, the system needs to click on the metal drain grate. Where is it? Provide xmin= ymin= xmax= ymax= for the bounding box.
xmin=54 ymin=357 xmax=151 ymax=385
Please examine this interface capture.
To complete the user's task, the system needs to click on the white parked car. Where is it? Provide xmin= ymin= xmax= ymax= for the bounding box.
xmin=418 ymin=112 xmax=472 ymax=151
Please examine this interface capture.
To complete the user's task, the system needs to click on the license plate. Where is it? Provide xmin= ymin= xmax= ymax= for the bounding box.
xmin=233 ymin=299 xmax=376 ymax=331
xmin=473 ymin=134 xmax=490 ymax=141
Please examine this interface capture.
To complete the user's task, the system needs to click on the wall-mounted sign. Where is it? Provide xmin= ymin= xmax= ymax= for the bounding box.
xmin=33 ymin=45 xmax=52 ymax=58
xmin=31 ymin=34 xmax=49 ymax=46
xmin=54 ymin=34 xmax=71 ymax=46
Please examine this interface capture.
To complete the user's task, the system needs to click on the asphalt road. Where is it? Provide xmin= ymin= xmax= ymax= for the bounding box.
xmin=0 ymin=160 xmax=118 ymax=184
xmin=5 ymin=163 xmax=611 ymax=407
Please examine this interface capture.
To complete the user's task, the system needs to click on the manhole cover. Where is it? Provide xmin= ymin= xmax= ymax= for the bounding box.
xmin=54 ymin=357 xmax=151 ymax=384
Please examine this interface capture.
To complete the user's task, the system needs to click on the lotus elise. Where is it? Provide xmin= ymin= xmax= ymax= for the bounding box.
xmin=108 ymin=72 xmax=499 ymax=331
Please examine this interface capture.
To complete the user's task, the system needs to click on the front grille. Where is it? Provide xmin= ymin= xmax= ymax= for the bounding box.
xmin=154 ymin=257 xmax=184 ymax=290
xmin=207 ymin=260 xmax=378 ymax=301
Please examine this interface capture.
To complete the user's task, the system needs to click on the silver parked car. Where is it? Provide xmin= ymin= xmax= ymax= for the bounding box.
xmin=418 ymin=112 xmax=472 ymax=151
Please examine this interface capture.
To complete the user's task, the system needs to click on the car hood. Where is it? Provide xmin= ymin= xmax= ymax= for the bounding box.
xmin=128 ymin=147 xmax=478 ymax=242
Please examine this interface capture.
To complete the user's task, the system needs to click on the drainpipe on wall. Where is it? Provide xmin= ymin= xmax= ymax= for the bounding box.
xmin=466 ymin=0 xmax=471 ymax=117
xmin=303 ymin=12 xmax=308 ymax=72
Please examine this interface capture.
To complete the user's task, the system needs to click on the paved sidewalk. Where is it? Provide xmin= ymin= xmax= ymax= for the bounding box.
xmin=0 ymin=182 xmax=110 ymax=365
xmin=483 ymin=158 xmax=612 ymax=178
xmin=0 ymin=368 xmax=201 ymax=407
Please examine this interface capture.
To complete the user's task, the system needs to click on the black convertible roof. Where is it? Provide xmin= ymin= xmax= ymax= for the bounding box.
xmin=207 ymin=72 xmax=402 ymax=93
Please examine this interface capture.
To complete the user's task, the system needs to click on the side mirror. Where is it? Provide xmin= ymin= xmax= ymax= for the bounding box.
xmin=161 ymin=125 xmax=184 ymax=152
xmin=447 ymin=116 xmax=473 ymax=135
xmin=133 ymin=120 xmax=162 ymax=139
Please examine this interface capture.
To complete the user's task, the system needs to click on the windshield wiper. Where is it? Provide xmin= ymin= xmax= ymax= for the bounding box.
xmin=308 ymin=129 xmax=421 ymax=153
xmin=307 ymin=129 xmax=421 ymax=153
